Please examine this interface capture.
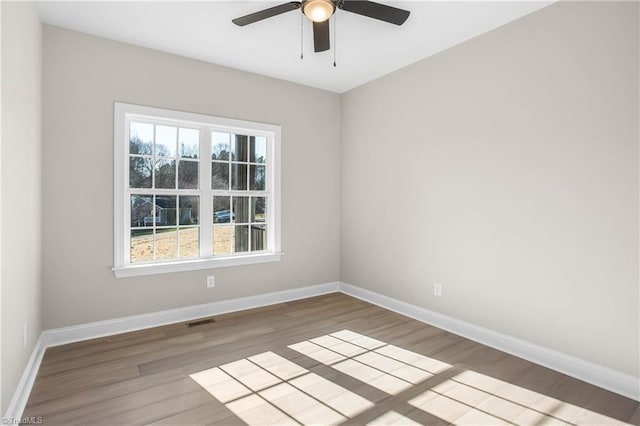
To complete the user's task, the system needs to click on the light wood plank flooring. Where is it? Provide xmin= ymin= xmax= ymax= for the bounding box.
xmin=23 ymin=293 xmax=639 ymax=425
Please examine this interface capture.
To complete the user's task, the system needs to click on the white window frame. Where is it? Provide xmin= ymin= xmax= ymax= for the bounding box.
xmin=113 ymin=102 xmax=282 ymax=278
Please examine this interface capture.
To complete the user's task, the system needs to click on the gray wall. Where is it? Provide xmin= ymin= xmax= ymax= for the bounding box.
xmin=1 ymin=1 xmax=43 ymax=412
xmin=27 ymin=0 xmax=640 ymax=400
xmin=42 ymin=26 xmax=341 ymax=329
xmin=341 ymin=1 xmax=639 ymax=377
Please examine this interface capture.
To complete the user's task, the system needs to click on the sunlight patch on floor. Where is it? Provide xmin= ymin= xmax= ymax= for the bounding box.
xmin=190 ymin=343 xmax=375 ymax=426
xmin=290 ymin=372 xmax=374 ymax=417
xmin=288 ymin=330 xmax=447 ymax=395
xmin=190 ymin=330 xmax=633 ymax=426
xmin=409 ymin=370 xmax=633 ymax=425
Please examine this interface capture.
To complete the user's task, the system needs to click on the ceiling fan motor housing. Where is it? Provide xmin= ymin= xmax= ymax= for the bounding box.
xmin=302 ymin=0 xmax=336 ymax=23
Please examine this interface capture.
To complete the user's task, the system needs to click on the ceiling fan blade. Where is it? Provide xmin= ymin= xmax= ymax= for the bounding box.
xmin=313 ymin=20 xmax=330 ymax=52
xmin=232 ymin=2 xmax=301 ymax=26
xmin=338 ymin=1 xmax=410 ymax=25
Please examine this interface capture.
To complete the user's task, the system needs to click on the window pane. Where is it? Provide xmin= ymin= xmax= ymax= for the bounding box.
xmin=155 ymin=159 xmax=176 ymax=189
xmin=212 ymin=162 xmax=229 ymax=190
xmin=232 ymin=134 xmax=248 ymax=162
xmin=155 ymin=228 xmax=177 ymax=260
xmin=130 ymin=122 xmax=153 ymax=155
xmin=252 ymin=197 xmax=266 ymax=223
xmin=213 ymin=196 xmax=231 ymax=223
xmin=130 ymin=229 xmax=154 ymax=262
xmin=155 ymin=195 xmax=176 ymax=226
xmin=231 ymin=163 xmax=248 ymax=190
xmin=178 ymin=160 xmax=198 ymax=189
xmin=179 ymin=227 xmax=199 ymax=258
xmin=131 ymin=195 xmax=153 ymax=227
xmin=179 ymin=195 xmax=199 ymax=225
xmin=156 ymin=125 xmax=177 ymax=157
xmin=120 ymin=105 xmax=280 ymax=269
xmin=179 ymin=128 xmax=199 ymax=159
xmin=234 ymin=225 xmax=249 ymax=253
xmin=252 ymin=225 xmax=267 ymax=251
xmin=213 ymin=225 xmax=232 ymax=255
xmin=250 ymin=136 xmax=267 ymax=163
xmin=233 ymin=196 xmax=249 ymax=224
xmin=212 ymin=132 xmax=230 ymax=160
xmin=249 ymin=165 xmax=266 ymax=191
xmin=129 ymin=157 xmax=152 ymax=188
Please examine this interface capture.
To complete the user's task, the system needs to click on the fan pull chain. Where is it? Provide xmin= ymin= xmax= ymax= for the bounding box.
xmin=300 ymin=11 xmax=304 ymax=60
xmin=333 ymin=13 xmax=337 ymax=67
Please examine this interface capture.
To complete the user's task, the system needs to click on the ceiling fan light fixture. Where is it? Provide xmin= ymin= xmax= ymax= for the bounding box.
xmin=303 ymin=0 xmax=335 ymax=23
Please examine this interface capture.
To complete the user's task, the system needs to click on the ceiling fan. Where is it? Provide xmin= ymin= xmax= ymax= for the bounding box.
xmin=232 ymin=0 xmax=410 ymax=53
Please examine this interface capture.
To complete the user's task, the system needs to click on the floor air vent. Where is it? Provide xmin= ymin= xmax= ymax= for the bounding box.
xmin=187 ymin=318 xmax=216 ymax=327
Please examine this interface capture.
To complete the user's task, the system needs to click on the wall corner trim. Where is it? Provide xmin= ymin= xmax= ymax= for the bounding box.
xmin=3 ymin=335 xmax=46 ymax=422
xmin=338 ymin=281 xmax=640 ymax=402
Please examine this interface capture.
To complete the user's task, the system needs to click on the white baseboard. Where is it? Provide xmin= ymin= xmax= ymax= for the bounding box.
xmin=42 ymin=281 xmax=341 ymax=348
xmin=4 ymin=281 xmax=340 ymax=420
xmin=5 ymin=279 xmax=638 ymax=422
xmin=3 ymin=335 xmax=46 ymax=422
xmin=338 ymin=281 xmax=640 ymax=402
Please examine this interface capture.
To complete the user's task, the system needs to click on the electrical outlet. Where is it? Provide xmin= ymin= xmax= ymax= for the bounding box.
xmin=434 ymin=282 xmax=442 ymax=297
xmin=23 ymin=323 xmax=28 ymax=347
xmin=206 ymin=276 xmax=216 ymax=288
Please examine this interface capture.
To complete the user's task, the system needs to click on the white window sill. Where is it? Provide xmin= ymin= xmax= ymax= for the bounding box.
xmin=112 ymin=252 xmax=283 ymax=278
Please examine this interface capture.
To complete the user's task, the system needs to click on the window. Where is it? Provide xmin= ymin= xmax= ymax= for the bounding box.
xmin=113 ymin=103 xmax=281 ymax=278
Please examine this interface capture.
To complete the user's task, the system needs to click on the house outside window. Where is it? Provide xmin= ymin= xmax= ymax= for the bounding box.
xmin=113 ymin=103 xmax=282 ymax=278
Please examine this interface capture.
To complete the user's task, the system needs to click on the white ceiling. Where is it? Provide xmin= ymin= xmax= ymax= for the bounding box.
xmin=37 ymin=1 xmax=553 ymax=93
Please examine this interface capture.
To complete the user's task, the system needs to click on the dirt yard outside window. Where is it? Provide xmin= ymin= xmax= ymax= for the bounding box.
xmin=130 ymin=226 xmax=235 ymax=262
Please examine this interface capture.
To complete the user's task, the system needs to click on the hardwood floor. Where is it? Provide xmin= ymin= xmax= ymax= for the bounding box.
xmin=23 ymin=293 xmax=638 ymax=425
